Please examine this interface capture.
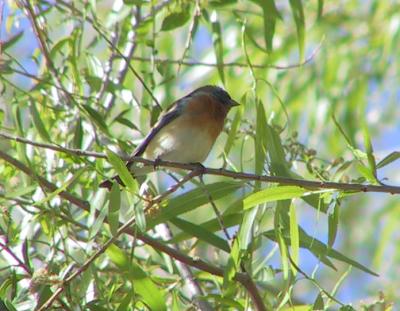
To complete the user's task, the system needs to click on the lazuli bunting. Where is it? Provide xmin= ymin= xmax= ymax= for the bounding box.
xmin=100 ymin=85 xmax=239 ymax=189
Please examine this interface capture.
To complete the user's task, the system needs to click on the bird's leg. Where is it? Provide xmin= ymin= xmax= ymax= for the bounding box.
xmin=190 ymin=162 xmax=206 ymax=176
xmin=153 ymin=156 xmax=162 ymax=171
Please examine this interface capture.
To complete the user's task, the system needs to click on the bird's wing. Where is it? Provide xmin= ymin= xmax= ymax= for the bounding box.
xmin=130 ymin=97 xmax=187 ymax=158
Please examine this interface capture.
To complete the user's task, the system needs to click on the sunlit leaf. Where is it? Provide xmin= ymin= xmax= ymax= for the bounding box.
xmin=289 ymin=0 xmax=306 ymax=60
xmin=108 ymin=182 xmax=121 ymax=235
xmin=105 ymin=149 xmax=138 ymax=194
xmin=376 ymin=151 xmax=400 ymax=169
xmin=243 ymin=186 xmax=307 ymax=210
xmin=161 ymin=10 xmax=191 ymax=31
xmin=106 ymin=244 xmax=166 ymax=311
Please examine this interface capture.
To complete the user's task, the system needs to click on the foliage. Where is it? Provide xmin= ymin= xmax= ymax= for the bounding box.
xmin=0 ymin=0 xmax=399 ymax=310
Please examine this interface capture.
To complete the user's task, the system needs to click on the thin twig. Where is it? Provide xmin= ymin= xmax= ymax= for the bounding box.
xmin=199 ymin=175 xmax=231 ymax=242
xmin=1 ymin=132 xmax=399 ymax=194
xmin=288 ymin=255 xmax=344 ymax=306
xmin=130 ymin=40 xmax=322 ymax=70
xmin=149 ymin=168 xmax=202 ymax=207
xmin=0 ymin=241 xmax=31 ymax=275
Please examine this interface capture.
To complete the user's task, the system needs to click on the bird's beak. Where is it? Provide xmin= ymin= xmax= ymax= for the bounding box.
xmin=230 ymin=99 xmax=240 ymax=107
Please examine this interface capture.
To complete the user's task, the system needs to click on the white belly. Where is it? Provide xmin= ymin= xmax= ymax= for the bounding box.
xmin=143 ymin=122 xmax=214 ymax=163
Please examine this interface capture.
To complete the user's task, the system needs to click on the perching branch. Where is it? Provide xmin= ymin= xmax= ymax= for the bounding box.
xmin=1 ymin=132 xmax=399 ymax=194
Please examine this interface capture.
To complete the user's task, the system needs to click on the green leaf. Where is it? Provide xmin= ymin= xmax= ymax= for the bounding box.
xmin=169 ymin=218 xmax=230 ymax=252
xmin=238 ymin=205 xmax=258 ymax=251
xmin=105 ymin=149 xmax=138 ymax=194
xmin=313 ymin=292 xmax=324 ymax=310
xmin=211 ymin=12 xmax=225 ymax=83
xmin=243 ymin=186 xmax=307 ymax=210
xmin=209 ymin=0 xmax=237 ymax=7
xmin=356 ymin=162 xmax=377 ymax=184
xmin=171 ymin=213 xmax=242 ymax=243
xmin=30 ymin=101 xmax=51 ymax=142
xmin=317 ymin=0 xmax=324 ymax=19
xmin=161 ymin=10 xmax=191 ymax=31
xmin=275 ymin=201 xmax=290 ymax=279
xmin=289 ymin=0 xmax=306 ymax=60
xmin=224 ymin=103 xmax=243 ymax=156
xmin=328 ymin=200 xmax=339 ymax=248
xmin=264 ymin=227 xmax=379 ymax=276
xmin=255 ymin=100 xmax=267 ymax=189
xmin=2 ymin=31 xmax=24 ymax=51
xmin=376 ymin=151 xmax=400 ymax=169
xmin=82 ymin=104 xmax=109 ymax=134
xmin=34 ymin=167 xmax=86 ymax=206
xmin=249 ymin=0 xmax=281 ymax=52
xmin=134 ymin=200 xmax=146 ymax=232
xmin=223 ymin=238 xmax=241 ymax=288
xmin=73 ymin=117 xmax=83 ymax=149
xmin=90 ymin=201 xmax=108 ymax=238
xmin=264 ymin=124 xmax=290 ymax=176
xmin=106 ymin=244 xmax=166 ymax=311
xmin=148 ymin=182 xmax=242 ymax=228
xmin=289 ymin=203 xmax=299 ymax=272
xmin=123 ymin=0 xmax=145 ymax=5
xmin=108 ymin=183 xmax=121 ymax=235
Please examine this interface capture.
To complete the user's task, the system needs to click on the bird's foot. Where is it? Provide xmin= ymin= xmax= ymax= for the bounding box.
xmin=190 ymin=162 xmax=206 ymax=175
xmin=153 ymin=156 xmax=162 ymax=170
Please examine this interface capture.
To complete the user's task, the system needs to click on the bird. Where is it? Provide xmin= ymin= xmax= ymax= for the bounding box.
xmin=100 ymin=85 xmax=239 ymax=189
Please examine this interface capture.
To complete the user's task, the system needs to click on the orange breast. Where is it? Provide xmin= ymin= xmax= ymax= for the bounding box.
xmin=183 ymin=94 xmax=228 ymax=140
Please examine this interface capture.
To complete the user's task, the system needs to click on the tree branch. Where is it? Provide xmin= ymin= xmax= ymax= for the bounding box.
xmin=1 ymin=132 xmax=399 ymax=194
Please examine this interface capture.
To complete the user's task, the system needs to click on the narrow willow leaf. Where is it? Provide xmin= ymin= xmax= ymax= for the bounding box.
xmin=171 ymin=213 xmax=242 ymax=243
xmin=22 ymin=239 xmax=32 ymax=273
xmin=211 ymin=12 xmax=225 ymax=83
xmin=249 ymin=0 xmax=281 ymax=52
xmin=105 ymin=149 xmax=138 ymax=194
xmin=265 ymin=123 xmax=290 ymax=176
xmin=255 ymin=100 xmax=267 ymax=189
xmin=328 ymin=201 xmax=339 ymax=248
xmin=82 ymin=104 xmax=109 ymax=134
xmin=34 ymin=167 xmax=86 ymax=206
xmin=289 ymin=203 xmax=299 ymax=272
xmin=170 ymin=218 xmax=230 ymax=252
xmin=376 ymin=151 xmax=400 ymax=169
xmin=289 ymin=0 xmax=306 ymax=60
xmin=148 ymin=182 xmax=242 ymax=228
xmin=224 ymin=103 xmax=243 ymax=156
xmin=224 ymin=238 xmax=241 ymax=288
xmin=30 ymin=101 xmax=51 ymax=142
xmin=238 ymin=206 xmax=258 ymax=251
xmin=264 ymin=227 xmax=378 ymax=276
xmin=90 ymin=203 xmax=108 ymax=238
xmin=356 ymin=162 xmax=377 ymax=184
xmin=2 ymin=31 xmax=23 ymax=51
xmin=108 ymin=183 xmax=121 ymax=235
xmin=275 ymin=202 xmax=289 ymax=279
xmin=243 ymin=186 xmax=307 ymax=210
xmin=317 ymin=0 xmax=324 ymax=19
xmin=73 ymin=117 xmax=83 ymax=149
xmin=161 ymin=9 xmax=191 ymax=31
xmin=313 ymin=292 xmax=324 ymax=310
xmin=361 ymin=109 xmax=377 ymax=180
xmin=106 ymin=244 xmax=166 ymax=311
